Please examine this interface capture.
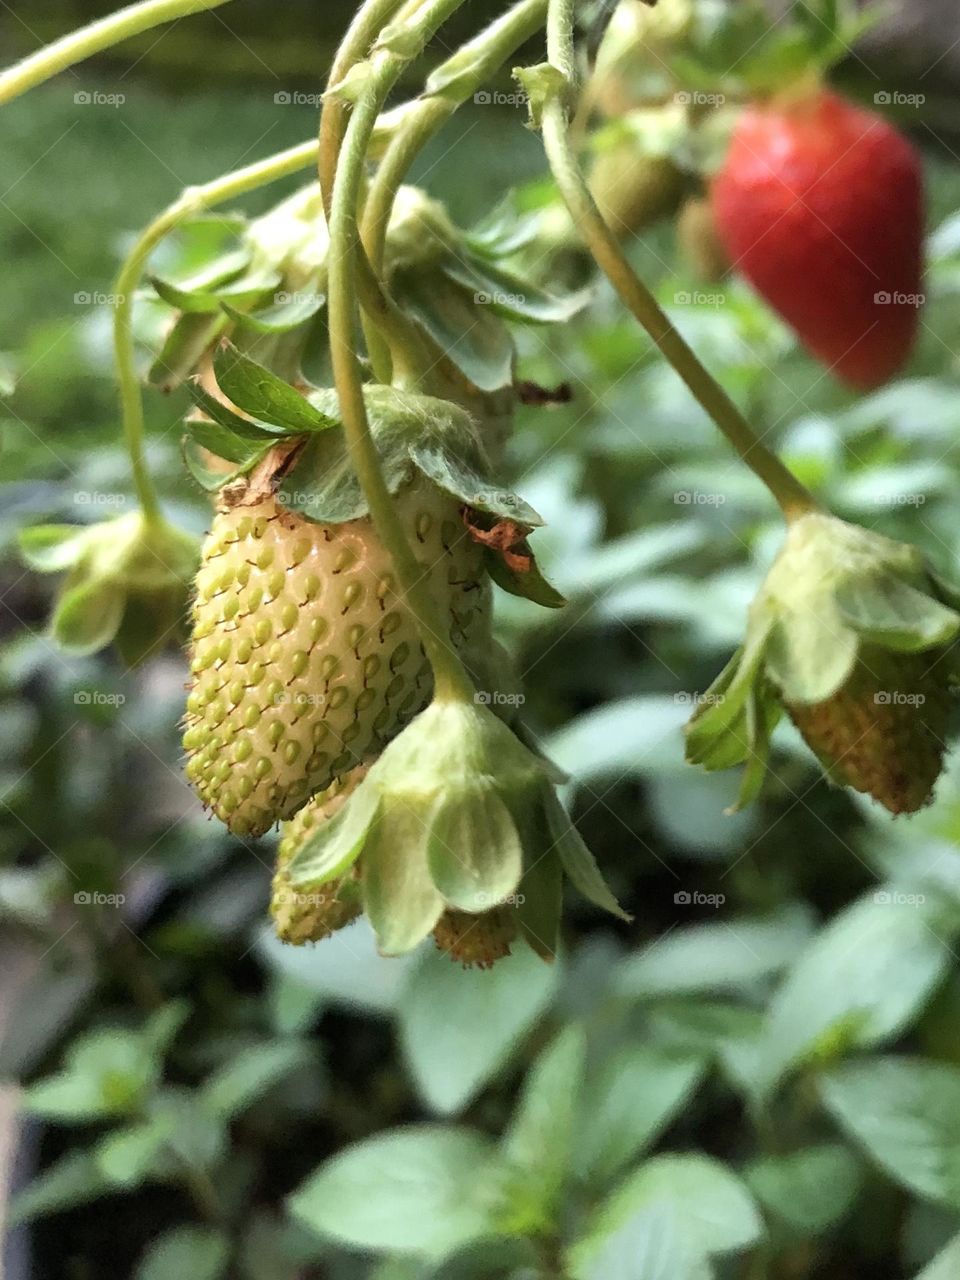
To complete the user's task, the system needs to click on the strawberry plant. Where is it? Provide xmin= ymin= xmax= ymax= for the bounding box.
xmin=3 ymin=0 xmax=960 ymax=1277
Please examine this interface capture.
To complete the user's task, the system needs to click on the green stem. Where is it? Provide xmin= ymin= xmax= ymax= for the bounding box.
xmin=112 ymin=139 xmax=318 ymax=525
xmin=540 ymin=0 xmax=817 ymax=524
xmin=326 ymin=0 xmax=476 ymax=705
xmin=362 ymin=0 xmax=548 ymax=274
xmin=0 ymin=0 xmax=234 ymax=105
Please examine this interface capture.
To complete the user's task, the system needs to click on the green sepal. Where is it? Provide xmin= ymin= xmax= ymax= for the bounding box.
xmin=464 ymin=197 xmax=541 ymax=258
xmin=765 ymin=606 xmax=859 ymax=705
xmin=287 ymin=785 xmax=381 ymax=887
xmin=51 ymin=579 xmax=125 ymax=655
xmin=183 ymin=417 xmax=273 ymax=468
xmin=426 ymin=785 xmax=523 ymax=913
xmin=730 ymin=681 xmax=780 ymax=813
xmin=393 ymin=267 xmax=514 ymax=392
xmin=149 ymin=311 xmax=228 ymax=393
xmin=150 ymin=271 xmax=280 ymax=315
xmin=212 ymin=342 xmax=336 ymax=435
xmin=181 ymin=436 xmax=266 ymax=492
xmin=18 ymin=525 xmax=90 ymax=573
xmin=483 ymin=545 xmax=566 ymax=609
xmin=362 ymin=802 xmax=445 ymax=956
xmin=512 ymin=62 xmax=569 ymax=128
xmin=186 ymin=381 xmax=290 ymax=439
xmin=279 ymin=385 xmax=534 ymax=528
xmin=438 ymin=254 xmax=591 ymax=326
xmin=515 ymin=840 xmax=563 ymax=962
xmin=542 ymin=790 xmax=630 ymax=921
xmin=685 ymin=618 xmax=773 ymax=770
xmin=834 ymin=574 xmax=960 ymax=653
xmin=155 ymin=246 xmax=251 ymax=296
xmin=222 ymin=292 xmax=324 ymax=335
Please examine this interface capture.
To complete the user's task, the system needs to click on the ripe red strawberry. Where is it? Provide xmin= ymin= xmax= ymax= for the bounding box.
xmin=711 ymin=87 xmax=924 ymax=390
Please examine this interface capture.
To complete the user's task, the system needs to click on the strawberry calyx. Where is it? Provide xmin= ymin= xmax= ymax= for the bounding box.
xmin=285 ymin=699 xmax=630 ymax=959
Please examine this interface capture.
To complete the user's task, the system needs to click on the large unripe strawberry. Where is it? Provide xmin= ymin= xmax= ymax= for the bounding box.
xmin=711 ymin=88 xmax=924 ymax=390
xmin=183 ymin=475 xmax=491 ymax=837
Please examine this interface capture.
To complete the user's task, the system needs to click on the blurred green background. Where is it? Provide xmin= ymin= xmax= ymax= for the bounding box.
xmin=6 ymin=3 xmax=960 ymax=1279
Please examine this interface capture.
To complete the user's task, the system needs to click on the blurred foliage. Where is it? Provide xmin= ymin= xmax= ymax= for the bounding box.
xmin=7 ymin=6 xmax=960 ymax=1280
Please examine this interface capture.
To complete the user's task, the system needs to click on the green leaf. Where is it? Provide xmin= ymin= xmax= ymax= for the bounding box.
xmin=25 ymin=1071 xmax=116 ymax=1121
xmin=570 ymin=1154 xmax=762 ymax=1278
xmin=616 ymin=907 xmax=813 ymax=1000
xmin=95 ymin=1121 xmax=169 ymax=1188
xmin=398 ymin=944 xmax=557 ymax=1115
xmin=755 ymin=892 xmax=956 ymax=1095
xmin=7 ymin=1151 xmax=112 ymax=1227
xmin=213 ymin=342 xmax=336 ymax=434
xmin=744 ymin=1144 xmax=862 ymax=1235
xmin=51 ymin=578 xmax=125 ymax=655
xmin=410 ymin=442 xmax=541 ymax=526
xmin=543 ymin=790 xmax=630 ymax=920
xmin=18 ymin=524 xmax=90 ymax=573
xmin=501 ymin=1026 xmax=586 ymax=1228
xmin=574 ymin=1047 xmax=708 ymax=1185
xmin=820 ymin=1057 xmax=960 ymax=1209
xmin=136 ymin=1226 xmax=230 ymax=1280
xmin=199 ymin=1041 xmax=312 ymax=1120
xmin=427 ymin=786 xmax=523 ymax=913
xmin=289 ymin=1125 xmax=503 ymax=1259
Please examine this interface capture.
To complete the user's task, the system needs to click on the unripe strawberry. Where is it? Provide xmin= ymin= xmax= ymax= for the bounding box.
xmin=183 ymin=475 xmax=491 ymax=837
xmin=589 ymin=150 xmax=685 ymax=239
xmin=711 ymin=87 xmax=925 ymax=389
xmin=677 ymin=196 xmax=730 ymax=283
xmin=786 ymin=649 xmax=950 ymax=815
xmin=271 ymin=767 xmax=367 ymax=944
xmin=433 ymin=907 xmax=516 ymax=969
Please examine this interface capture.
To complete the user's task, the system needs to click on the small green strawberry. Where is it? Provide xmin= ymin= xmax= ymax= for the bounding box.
xmin=271 ymin=767 xmax=367 ymax=945
xmin=686 ymin=512 xmax=960 ymax=814
xmin=184 ymin=466 xmax=491 ymax=837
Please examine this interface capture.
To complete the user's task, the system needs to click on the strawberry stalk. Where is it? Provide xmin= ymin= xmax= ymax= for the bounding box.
xmin=112 ymin=139 xmax=319 ymax=527
xmin=324 ymin=0 xmax=478 ymax=706
xmin=0 ymin=0 xmax=235 ymax=105
xmin=538 ymin=0 xmax=818 ymax=525
xmin=362 ymin=0 xmax=549 ymax=275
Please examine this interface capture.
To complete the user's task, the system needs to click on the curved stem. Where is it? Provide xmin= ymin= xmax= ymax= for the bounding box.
xmin=0 ymin=0 xmax=234 ymax=106
xmin=327 ymin=3 xmax=476 ymax=705
xmin=112 ymin=139 xmax=318 ymax=526
xmin=362 ymin=0 xmax=548 ymax=274
xmin=540 ymin=0 xmax=817 ymax=523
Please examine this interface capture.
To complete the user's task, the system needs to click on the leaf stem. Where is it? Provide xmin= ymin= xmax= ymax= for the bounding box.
xmin=112 ymin=139 xmax=318 ymax=525
xmin=539 ymin=0 xmax=818 ymax=524
xmin=362 ymin=0 xmax=548 ymax=274
xmin=325 ymin=0 xmax=477 ymax=705
xmin=0 ymin=0 xmax=234 ymax=106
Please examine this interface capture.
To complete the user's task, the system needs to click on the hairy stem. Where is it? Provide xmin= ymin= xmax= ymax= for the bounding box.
xmin=326 ymin=0 xmax=477 ymax=704
xmin=113 ymin=139 xmax=318 ymax=525
xmin=362 ymin=0 xmax=547 ymax=274
xmin=0 ymin=0 xmax=234 ymax=105
xmin=540 ymin=0 xmax=817 ymax=523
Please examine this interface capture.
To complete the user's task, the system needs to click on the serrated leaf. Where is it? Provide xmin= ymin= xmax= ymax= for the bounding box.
xmin=395 ymin=268 xmax=514 ymax=392
xmin=150 ymin=311 xmax=228 ymax=392
xmin=410 ymin=441 xmax=541 ymax=525
xmin=213 ymin=343 xmax=336 ymax=434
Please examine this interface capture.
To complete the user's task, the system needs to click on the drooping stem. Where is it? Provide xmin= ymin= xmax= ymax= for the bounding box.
xmin=325 ymin=0 xmax=477 ymax=704
xmin=0 ymin=0 xmax=234 ymax=105
xmin=112 ymin=139 xmax=318 ymax=525
xmin=540 ymin=0 xmax=817 ymax=523
xmin=362 ymin=0 xmax=548 ymax=274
